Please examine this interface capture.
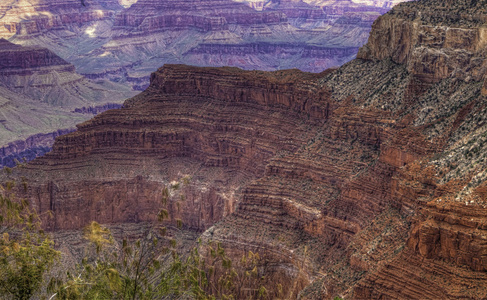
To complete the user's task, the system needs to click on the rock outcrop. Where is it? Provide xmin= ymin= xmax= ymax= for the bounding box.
xmin=357 ymin=0 xmax=487 ymax=84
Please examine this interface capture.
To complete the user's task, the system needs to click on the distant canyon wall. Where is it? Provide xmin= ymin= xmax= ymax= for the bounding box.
xmin=2 ymin=0 xmax=411 ymax=91
xmin=0 ymin=39 xmax=136 ymax=165
xmin=0 ymin=129 xmax=74 ymax=168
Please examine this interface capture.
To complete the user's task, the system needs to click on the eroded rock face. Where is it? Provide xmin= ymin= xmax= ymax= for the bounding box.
xmin=10 ymin=65 xmax=329 ymax=233
xmin=0 ymin=0 xmax=119 ymax=38
xmin=357 ymin=0 xmax=487 ymax=84
xmin=344 ymin=1 xmax=487 ymax=298
xmin=7 ymin=62 xmax=482 ymax=299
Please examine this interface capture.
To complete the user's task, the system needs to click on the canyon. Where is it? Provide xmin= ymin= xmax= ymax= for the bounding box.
xmin=1 ymin=0 xmax=409 ymax=91
xmin=4 ymin=0 xmax=487 ymax=298
xmin=0 ymin=0 xmax=411 ymax=167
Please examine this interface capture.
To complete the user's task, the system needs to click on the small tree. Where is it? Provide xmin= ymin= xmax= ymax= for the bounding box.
xmin=49 ymin=182 xmax=206 ymax=299
xmin=50 ymin=181 xmax=276 ymax=299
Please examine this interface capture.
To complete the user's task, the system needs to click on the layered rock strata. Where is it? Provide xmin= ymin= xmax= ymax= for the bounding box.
xmin=0 ymin=0 xmax=120 ymax=38
xmin=8 ymin=60 xmax=485 ymax=299
xmin=0 ymin=38 xmax=136 ymax=165
xmin=5 ymin=64 xmax=335 ymax=296
xmin=9 ymin=65 xmax=329 ymax=233
xmin=113 ymin=0 xmax=287 ymax=30
xmin=7 ymin=0 xmax=487 ymax=298
xmin=3 ymin=0 xmax=409 ymax=90
xmin=94 ymin=0 xmax=381 ymax=81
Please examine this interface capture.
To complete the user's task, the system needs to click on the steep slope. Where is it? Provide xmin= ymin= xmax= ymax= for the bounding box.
xmin=5 ymin=65 xmax=337 ymax=297
xmin=348 ymin=0 xmax=487 ymax=298
xmin=0 ymin=38 xmax=136 ymax=167
xmin=3 ymin=0 xmax=409 ymax=90
xmin=6 ymin=0 xmax=487 ymax=299
xmin=10 ymin=65 xmax=329 ymax=231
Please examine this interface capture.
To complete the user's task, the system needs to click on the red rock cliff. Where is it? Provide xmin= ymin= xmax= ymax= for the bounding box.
xmin=11 ymin=65 xmax=329 ymax=234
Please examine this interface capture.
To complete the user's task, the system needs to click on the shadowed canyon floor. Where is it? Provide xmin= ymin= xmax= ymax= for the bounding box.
xmin=5 ymin=0 xmax=487 ymax=299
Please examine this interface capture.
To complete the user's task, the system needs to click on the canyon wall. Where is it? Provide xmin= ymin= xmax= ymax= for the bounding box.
xmin=12 ymin=65 xmax=329 ymax=232
xmin=1 ymin=0 xmax=410 ymax=91
xmin=347 ymin=1 xmax=487 ymax=298
xmin=0 ymin=38 xmax=136 ymax=165
xmin=0 ymin=0 xmax=119 ymax=38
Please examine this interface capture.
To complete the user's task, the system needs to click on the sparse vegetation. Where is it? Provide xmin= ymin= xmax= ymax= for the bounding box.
xmin=0 ymin=180 xmax=59 ymax=300
xmin=1 ymin=180 xmax=275 ymax=300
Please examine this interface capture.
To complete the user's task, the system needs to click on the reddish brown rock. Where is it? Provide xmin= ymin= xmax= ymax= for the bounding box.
xmin=358 ymin=2 xmax=487 ymax=84
xmin=9 ymin=58 xmax=486 ymax=300
xmin=10 ymin=65 xmax=330 ymax=234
